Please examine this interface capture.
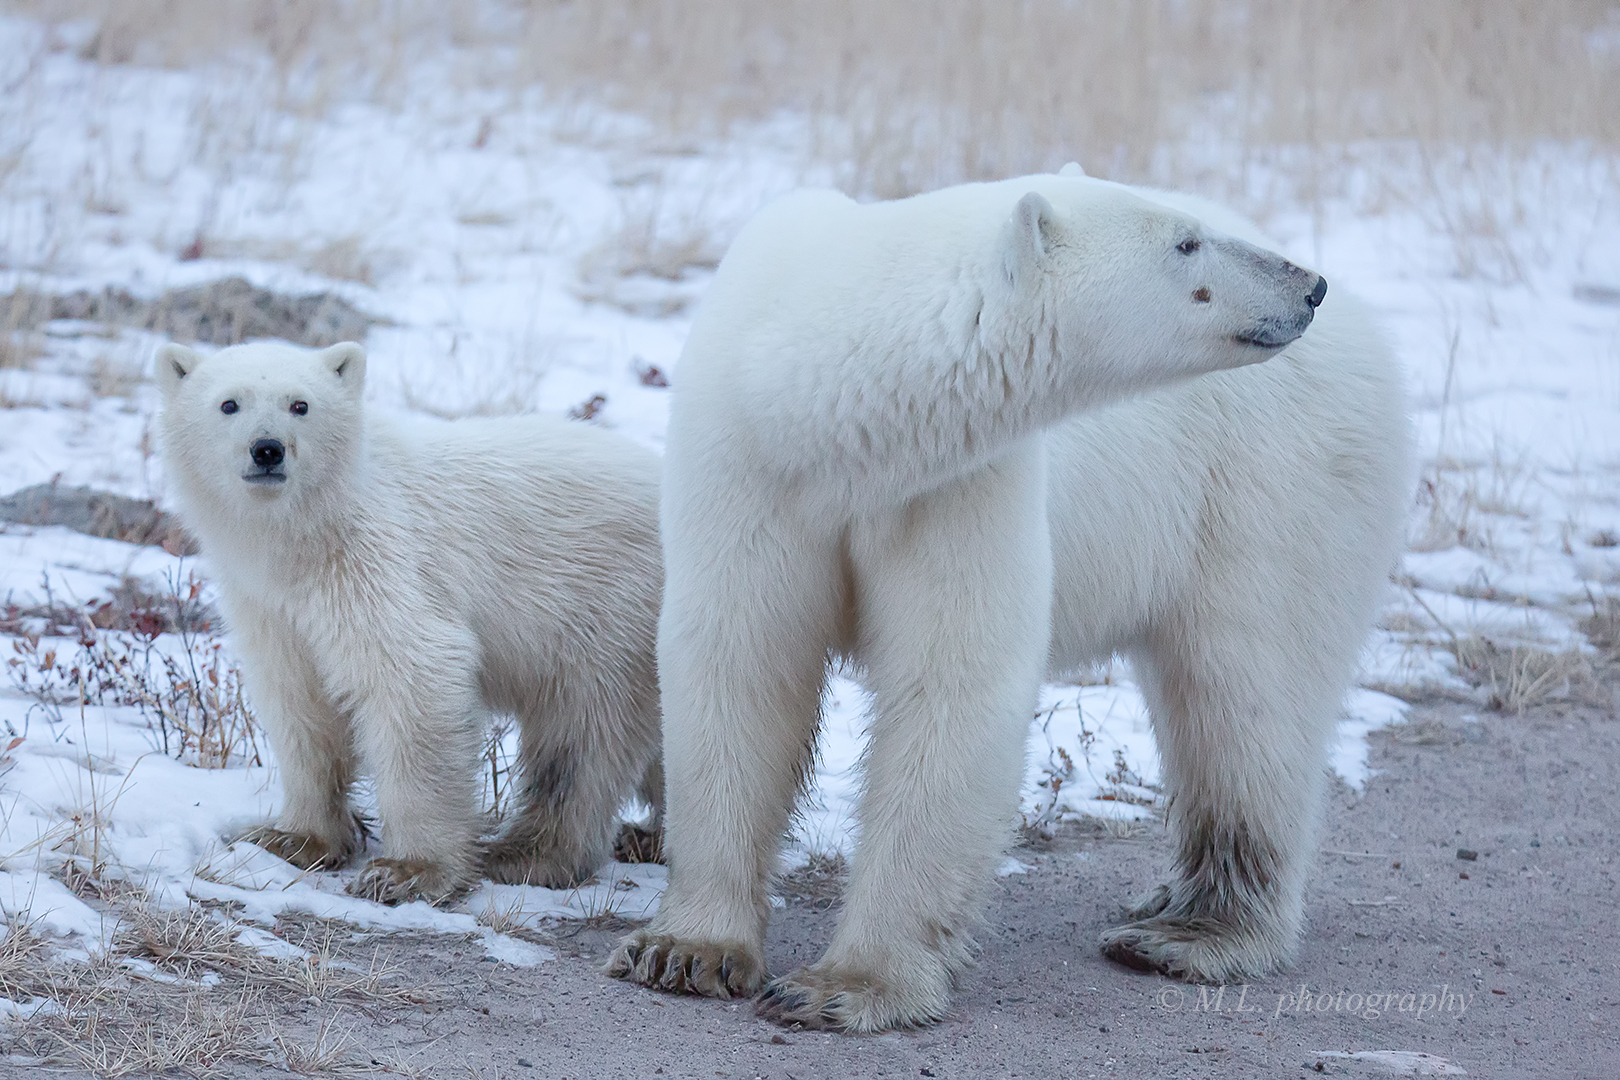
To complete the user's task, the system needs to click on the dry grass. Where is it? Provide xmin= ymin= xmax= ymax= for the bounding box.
xmin=10 ymin=1 xmax=1617 ymax=201
xmin=1412 ymin=451 xmax=1540 ymax=555
xmin=776 ymin=851 xmax=847 ymax=913
xmin=0 ymin=902 xmax=427 ymax=1077
xmin=472 ymin=893 xmax=533 ymax=937
xmin=1445 ymin=635 xmax=1601 ymax=714
xmin=1 ymin=291 xmax=45 ymax=371
xmin=581 ymin=200 xmax=724 ymax=285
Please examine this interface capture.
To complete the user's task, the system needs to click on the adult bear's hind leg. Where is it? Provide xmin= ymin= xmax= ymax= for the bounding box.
xmin=1100 ymin=613 xmax=1342 ymax=982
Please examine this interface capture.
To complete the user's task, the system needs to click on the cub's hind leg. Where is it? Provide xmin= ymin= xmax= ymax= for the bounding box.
xmin=484 ymin=682 xmax=658 ymax=887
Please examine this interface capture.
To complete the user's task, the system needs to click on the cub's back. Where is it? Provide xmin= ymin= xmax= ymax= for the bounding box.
xmin=368 ymin=413 xmax=662 ymax=673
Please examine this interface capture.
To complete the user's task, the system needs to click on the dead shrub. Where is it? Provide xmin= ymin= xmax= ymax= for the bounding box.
xmin=1581 ymin=592 xmax=1620 ymax=660
xmin=7 ymin=576 xmax=261 ymax=770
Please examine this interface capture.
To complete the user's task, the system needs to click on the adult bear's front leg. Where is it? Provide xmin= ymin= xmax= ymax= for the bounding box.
xmin=756 ymin=445 xmax=1052 ymax=1032
xmin=607 ymin=514 xmax=843 ymax=999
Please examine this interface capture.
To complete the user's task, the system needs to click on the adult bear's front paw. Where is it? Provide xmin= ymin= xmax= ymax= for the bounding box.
xmin=604 ymin=930 xmax=764 ymax=999
xmin=347 ymin=857 xmax=468 ymax=906
xmin=755 ymin=961 xmax=950 ymax=1033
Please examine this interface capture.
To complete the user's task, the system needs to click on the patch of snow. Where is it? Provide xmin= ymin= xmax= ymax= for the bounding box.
xmin=1334 ymin=690 xmax=1413 ymax=791
xmin=1312 ymin=1049 xmax=1467 ymax=1076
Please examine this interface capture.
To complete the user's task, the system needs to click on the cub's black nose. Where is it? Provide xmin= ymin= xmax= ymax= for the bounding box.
xmin=1307 ymin=275 xmax=1328 ymax=308
xmin=251 ymin=438 xmax=284 ymax=469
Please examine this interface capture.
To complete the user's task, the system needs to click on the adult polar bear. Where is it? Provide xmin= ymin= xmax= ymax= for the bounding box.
xmin=610 ymin=173 xmax=1408 ymax=1031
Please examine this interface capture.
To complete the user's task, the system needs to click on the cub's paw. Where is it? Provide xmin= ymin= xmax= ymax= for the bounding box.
xmin=240 ymin=826 xmax=353 ymax=871
xmin=347 ymin=858 xmax=468 ymax=906
xmin=612 ymin=823 xmax=663 ymax=864
xmin=755 ymin=963 xmax=948 ymax=1033
xmin=1099 ymin=918 xmax=1273 ymax=983
xmin=605 ymin=930 xmax=764 ymax=999
xmin=480 ymin=840 xmax=593 ymax=889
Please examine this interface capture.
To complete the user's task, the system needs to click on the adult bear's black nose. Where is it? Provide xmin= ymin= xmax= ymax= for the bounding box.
xmin=251 ymin=438 xmax=284 ymax=469
xmin=1307 ymin=275 xmax=1328 ymax=308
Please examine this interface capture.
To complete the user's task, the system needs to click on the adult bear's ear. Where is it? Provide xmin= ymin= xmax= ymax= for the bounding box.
xmin=155 ymin=343 xmax=202 ymax=397
xmin=321 ymin=342 xmax=366 ymax=392
xmin=1004 ymin=191 xmax=1060 ymax=282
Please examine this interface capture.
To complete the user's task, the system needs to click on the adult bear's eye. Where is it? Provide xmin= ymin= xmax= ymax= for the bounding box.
xmin=1178 ymin=238 xmax=1201 ymax=255
xmin=220 ymin=400 xmax=239 ymax=415
xmin=290 ymin=401 xmax=309 ymax=416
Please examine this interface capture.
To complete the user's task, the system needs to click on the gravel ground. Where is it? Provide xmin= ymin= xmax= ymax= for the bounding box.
xmin=7 ymin=692 xmax=1615 ymax=1080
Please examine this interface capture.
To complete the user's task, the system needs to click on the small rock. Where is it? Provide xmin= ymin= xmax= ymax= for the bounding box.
xmin=1456 ymin=848 xmax=1478 ymax=861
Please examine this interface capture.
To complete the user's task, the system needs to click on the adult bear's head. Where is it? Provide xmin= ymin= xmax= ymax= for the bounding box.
xmin=156 ymin=340 xmax=367 ymax=521
xmin=994 ymin=178 xmax=1325 ymax=395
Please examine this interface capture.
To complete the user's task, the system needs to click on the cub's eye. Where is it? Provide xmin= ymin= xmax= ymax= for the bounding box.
xmin=1177 ymin=238 xmax=1201 ymax=255
xmin=290 ymin=401 xmax=309 ymax=416
xmin=220 ymin=400 xmax=239 ymax=415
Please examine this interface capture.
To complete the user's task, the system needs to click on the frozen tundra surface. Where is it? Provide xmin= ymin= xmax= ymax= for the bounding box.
xmin=7 ymin=693 xmax=1611 ymax=1080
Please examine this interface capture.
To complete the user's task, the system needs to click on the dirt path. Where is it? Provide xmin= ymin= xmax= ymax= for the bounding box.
xmin=8 ymin=694 xmax=1616 ymax=1080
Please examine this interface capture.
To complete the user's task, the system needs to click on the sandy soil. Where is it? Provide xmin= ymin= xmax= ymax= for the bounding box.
xmin=8 ymin=691 xmax=1616 ymax=1080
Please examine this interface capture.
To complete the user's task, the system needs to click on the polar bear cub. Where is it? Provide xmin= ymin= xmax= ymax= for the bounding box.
xmin=158 ymin=340 xmax=663 ymax=904
xmin=608 ymin=174 xmax=1406 ymax=1032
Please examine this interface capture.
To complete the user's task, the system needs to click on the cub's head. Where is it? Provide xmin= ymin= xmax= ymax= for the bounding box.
xmin=997 ymin=179 xmax=1326 ymax=393
xmin=156 ymin=340 xmax=366 ymax=516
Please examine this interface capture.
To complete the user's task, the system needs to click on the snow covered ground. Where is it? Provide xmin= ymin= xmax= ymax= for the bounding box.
xmin=1 ymin=16 xmax=1618 ymax=960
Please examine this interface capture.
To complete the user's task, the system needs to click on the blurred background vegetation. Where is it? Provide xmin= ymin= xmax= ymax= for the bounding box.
xmin=13 ymin=0 xmax=1617 ymax=199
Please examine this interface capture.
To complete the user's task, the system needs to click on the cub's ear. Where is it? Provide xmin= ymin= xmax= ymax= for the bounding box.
xmin=1003 ymin=191 xmax=1061 ymax=281
xmin=321 ymin=342 xmax=366 ymax=392
xmin=155 ymin=343 xmax=203 ymax=397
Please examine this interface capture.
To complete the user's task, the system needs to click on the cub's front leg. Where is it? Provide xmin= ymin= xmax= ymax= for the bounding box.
xmin=228 ymin=595 xmax=363 ymax=870
xmin=334 ymin=617 xmax=485 ymax=906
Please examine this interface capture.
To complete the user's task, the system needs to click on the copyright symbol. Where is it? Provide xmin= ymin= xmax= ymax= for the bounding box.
xmin=1157 ymin=986 xmax=1184 ymax=1011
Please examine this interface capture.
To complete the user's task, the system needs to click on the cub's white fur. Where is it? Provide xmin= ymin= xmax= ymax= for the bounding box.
xmin=158 ymin=341 xmax=663 ymax=904
xmin=608 ymin=175 xmax=1408 ymax=1032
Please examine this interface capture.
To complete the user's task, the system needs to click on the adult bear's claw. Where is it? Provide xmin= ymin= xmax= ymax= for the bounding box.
xmin=605 ymin=930 xmax=764 ymax=999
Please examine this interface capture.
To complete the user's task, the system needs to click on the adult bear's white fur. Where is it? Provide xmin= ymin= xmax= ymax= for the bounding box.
xmin=608 ymin=174 xmax=1408 ymax=1032
xmin=158 ymin=341 xmax=663 ymax=905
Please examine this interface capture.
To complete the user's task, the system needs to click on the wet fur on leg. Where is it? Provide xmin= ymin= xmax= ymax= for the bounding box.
xmin=1100 ymin=812 xmax=1298 ymax=981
